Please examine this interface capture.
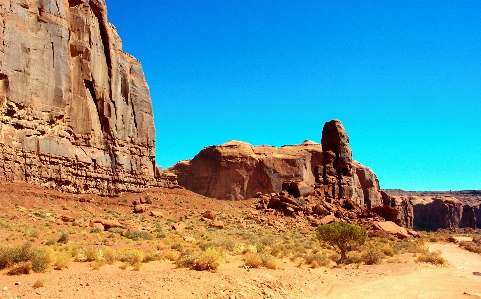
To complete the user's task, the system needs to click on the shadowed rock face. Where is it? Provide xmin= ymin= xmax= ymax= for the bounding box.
xmin=412 ymin=197 xmax=476 ymax=230
xmin=0 ymin=0 xmax=175 ymax=195
xmin=383 ymin=190 xmax=481 ymax=230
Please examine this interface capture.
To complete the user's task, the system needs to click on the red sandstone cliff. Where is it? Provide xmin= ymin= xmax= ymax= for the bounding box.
xmin=170 ymin=140 xmax=323 ymax=200
xmin=0 ymin=0 xmax=176 ymax=195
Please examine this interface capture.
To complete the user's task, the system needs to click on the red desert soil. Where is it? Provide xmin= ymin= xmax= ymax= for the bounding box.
xmin=0 ymin=183 xmax=480 ymax=299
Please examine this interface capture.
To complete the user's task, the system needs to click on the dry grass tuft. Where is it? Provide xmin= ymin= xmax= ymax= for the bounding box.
xmin=33 ymin=278 xmax=47 ymax=289
xmin=243 ymin=252 xmax=263 ymax=268
xmin=7 ymin=261 xmax=32 ymax=275
xmin=417 ymin=250 xmax=446 ymax=265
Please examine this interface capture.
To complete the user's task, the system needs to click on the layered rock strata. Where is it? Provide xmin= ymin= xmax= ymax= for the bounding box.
xmin=0 ymin=0 xmax=174 ymax=195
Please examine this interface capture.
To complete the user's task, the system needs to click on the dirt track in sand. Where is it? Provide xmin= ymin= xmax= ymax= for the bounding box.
xmin=317 ymin=243 xmax=481 ymax=299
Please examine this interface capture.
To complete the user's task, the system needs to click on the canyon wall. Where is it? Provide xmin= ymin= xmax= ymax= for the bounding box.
xmin=0 ymin=0 xmax=175 ymax=195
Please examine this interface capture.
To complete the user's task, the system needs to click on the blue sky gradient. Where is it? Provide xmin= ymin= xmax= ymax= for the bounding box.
xmin=105 ymin=0 xmax=480 ymax=191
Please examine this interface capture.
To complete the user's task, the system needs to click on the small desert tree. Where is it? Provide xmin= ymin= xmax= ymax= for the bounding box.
xmin=316 ymin=222 xmax=367 ymax=263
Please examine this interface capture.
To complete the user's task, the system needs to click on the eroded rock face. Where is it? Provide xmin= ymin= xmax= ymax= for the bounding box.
xmin=170 ymin=120 xmax=383 ymax=207
xmin=169 ymin=140 xmax=323 ymax=200
xmin=412 ymin=196 xmax=477 ymax=230
xmin=0 ymin=0 xmax=174 ymax=195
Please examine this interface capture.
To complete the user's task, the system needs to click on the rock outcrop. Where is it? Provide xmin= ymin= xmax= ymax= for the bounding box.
xmin=169 ymin=140 xmax=323 ymax=200
xmin=0 ymin=0 xmax=175 ymax=195
xmin=170 ymin=119 xmax=415 ymax=228
xmin=314 ymin=120 xmax=382 ymax=209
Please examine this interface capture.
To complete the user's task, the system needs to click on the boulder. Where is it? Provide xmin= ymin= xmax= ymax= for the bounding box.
xmin=202 ymin=210 xmax=217 ymax=220
xmin=61 ymin=215 xmax=75 ymax=223
xmin=374 ymin=221 xmax=409 ymax=239
xmin=172 ymin=223 xmax=187 ymax=231
xmin=320 ymin=215 xmax=337 ymax=225
xmin=210 ymin=220 xmax=225 ymax=229
xmin=149 ymin=210 xmax=164 ymax=218
xmin=133 ymin=204 xmax=149 ymax=214
xmin=90 ymin=219 xmax=124 ymax=231
xmin=0 ymin=0 xmax=176 ymax=195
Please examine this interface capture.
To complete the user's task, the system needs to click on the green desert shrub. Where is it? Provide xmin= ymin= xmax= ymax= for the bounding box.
xmin=54 ymin=251 xmax=71 ymax=270
xmin=124 ymin=231 xmax=153 ymax=241
xmin=316 ymin=222 xmax=367 ymax=263
xmin=29 ymin=247 xmax=54 ymax=272
xmin=57 ymin=231 xmax=70 ymax=244
xmin=0 ymin=242 xmax=32 ymax=269
xmin=459 ymin=240 xmax=481 ymax=254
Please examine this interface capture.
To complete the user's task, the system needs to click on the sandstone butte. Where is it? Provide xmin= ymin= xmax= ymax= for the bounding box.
xmin=169 ymin=120 xmax=414 ymax=228
xmin=0 ymin=0 xmax=177 ymax=195
xmin=169 ymin=119 xmax=481 ymax=231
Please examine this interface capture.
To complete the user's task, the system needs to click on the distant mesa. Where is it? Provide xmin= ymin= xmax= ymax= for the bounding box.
xmin=0 ymin=0 xmax=176 ymax=195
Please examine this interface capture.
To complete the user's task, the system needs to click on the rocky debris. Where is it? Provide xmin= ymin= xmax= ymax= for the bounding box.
xmin=90 ymin=219 xmax=124 ymax=231
xmin=0 ymin=0 xmax=177 ymax=196
xmin=169 ymin=139 xmax=324 ymax=200
xmin=411 ymin=196 xmax=478 ymax=230
xmin=61 ymin=215 xmax=75 ymax=223
xmin=254 ymin=186 xmax=417 ymax=238
xmin=254 ymin=190 xmax=393 ymax=233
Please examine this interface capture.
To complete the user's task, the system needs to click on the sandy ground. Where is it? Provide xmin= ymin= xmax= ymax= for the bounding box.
xmin=0 ymin=243 xmax=480 ymax=299
xmin=1 ymin=183 xmax=480 ymax=299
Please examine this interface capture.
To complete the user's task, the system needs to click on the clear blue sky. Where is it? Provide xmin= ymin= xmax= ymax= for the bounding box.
xmin=105 ymin=0 xmax=480 ymax=191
